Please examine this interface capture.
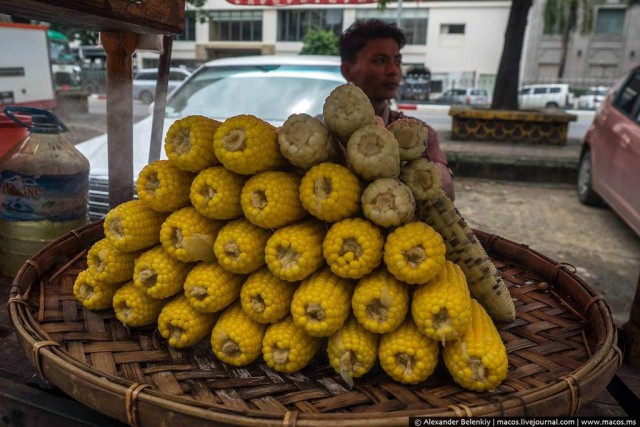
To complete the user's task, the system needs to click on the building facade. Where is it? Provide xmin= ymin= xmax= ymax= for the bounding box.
xmin=521 ymin=0 xmax=640 ymax=88
xmin=138 ymin=0 xmax=511 ymax=96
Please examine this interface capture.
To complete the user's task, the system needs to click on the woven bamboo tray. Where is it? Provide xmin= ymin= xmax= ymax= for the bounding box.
xmin=8 ymin=220 xmax=622 ymax=426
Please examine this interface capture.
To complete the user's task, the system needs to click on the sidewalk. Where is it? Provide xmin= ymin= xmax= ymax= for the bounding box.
xmin=438 ymin=131 xmax=581 ymax=184
xmin=398 ymin=103 xmax=584 ymax=184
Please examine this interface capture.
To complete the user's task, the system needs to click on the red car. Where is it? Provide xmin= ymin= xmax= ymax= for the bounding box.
xmin=578 ymin=66 xmax=640 ymax=236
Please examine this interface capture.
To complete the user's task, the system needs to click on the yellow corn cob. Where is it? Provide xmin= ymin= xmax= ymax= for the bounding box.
xmin=262 ymin=316 xmax=323 ymax=373
xmin=183 ymin=261 xmax=244 ymax=313
xmin=189 ymin=166 xmax=246 ymax=220
xmin=104 ymin=200 xmax=167 ymax=253
xmin=73 ymin=269 xmax=121 ymax=311
xmin=351 ymin=269 xmax=409 ymax=334
xmin=277 ymin=113 xmax=335 ymax=170
xmin=414 ymin=161 xmax=516 ymax=324
xmin=112 ymin=281 xmax=167 ymax=327
xmin=158 ymin=295 xmax=217 ymax=348
xmin=327 ymin=316 xmax=379 ymax=387
xmin=213 ymin=114 xmax=285 ymax=175
xmin=159 ymin=207 xmax=224 ymax=263
xmin=240 ymin=171 xmax=307 ymax=229
xmin=322 ymin=83 xmax=375 ymax=141
xmin=264 ymin=220 xmax=326 ymax=282
xmin=378 ymin=319 xmax=439 ymax=384
xmin=400 ymin=158 xmax=441 ymax=202
xmin=443 ymin=299 xmax=509 ymax=391
xmin=347 ymin=124 xmax=400 ymax=181
xmin=164 ymin=115 xmax=221 ymax=172
xmin=136 ymin=160 xmax=194 ymax=213
xmin=290 ymin=268 xmax=354 ymax=337
xmin=412 ymin=260 xmax=472 ymax=343
xmin=299 ymin=162 xmax=363 ymax=223
xmin=211 ymin=301 xmax=266 ymax=366
xmin=240 ymin=267 xmax=296 ymax=324
xmin=86 ymin=238 xmax=138 ymax=284
xmin=361 ymin=178 xmax=415 ymax=228
xmin=133 ymin=245 xmax=193 ymax=299
xmin=383 ymin=221 xmax=446 ymax=285
xmin=214 ymin=218 xmax=271 ymax=274
xmin=322 ymin=218 xmax=383 ymax=279
xmin=386 ymin=118 xmax=428 ymax=161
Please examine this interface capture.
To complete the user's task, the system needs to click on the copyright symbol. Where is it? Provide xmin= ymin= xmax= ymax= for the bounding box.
xmin=414 ymin=420 xmax=422 ymax=427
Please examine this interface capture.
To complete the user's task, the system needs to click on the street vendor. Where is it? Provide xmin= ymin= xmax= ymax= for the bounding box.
xmin=339 ymin=18 xmax=455 ymax=201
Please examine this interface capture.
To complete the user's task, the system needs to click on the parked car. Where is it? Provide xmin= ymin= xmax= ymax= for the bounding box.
xmin=132 ymin=67 xmax=192 ymax=104
xmin=433 ymin=88 xmax=489 ymax=106
xmin=76 ymin=55 xmax=345 ymax=218
xmin=577 ymin=66 xmax=640 ymax=236
xmin=518 ymin=84 xmax=574 ymax=109
xmin=577 ymin=86 xmax=609 ymax=110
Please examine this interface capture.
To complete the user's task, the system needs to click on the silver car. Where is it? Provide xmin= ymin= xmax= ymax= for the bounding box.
xmin=132 ymin=67 xmax=192 ymax=104
xmin=434 ymin=88 xmax=489 ymax=106
xmin=77 ymin=55 xmax=345 ymax=218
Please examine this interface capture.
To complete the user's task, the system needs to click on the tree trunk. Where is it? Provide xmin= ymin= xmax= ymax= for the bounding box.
xmin=557 ymin=0 xmax=578 ymax=79
xmin=491 ymin=0 xmax=533 ymax=110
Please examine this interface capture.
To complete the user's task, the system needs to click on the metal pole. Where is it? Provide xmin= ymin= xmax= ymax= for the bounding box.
xmin=396 ymin=0 xmax=403 ymax=27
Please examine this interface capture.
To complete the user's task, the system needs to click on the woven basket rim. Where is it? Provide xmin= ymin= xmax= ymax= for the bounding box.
xmin=7 ymin=221 xmax=622 ymax=425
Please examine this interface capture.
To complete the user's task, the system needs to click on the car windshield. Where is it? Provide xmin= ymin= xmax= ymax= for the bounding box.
xmin=165 ymin=65 xmax=344 ymax=122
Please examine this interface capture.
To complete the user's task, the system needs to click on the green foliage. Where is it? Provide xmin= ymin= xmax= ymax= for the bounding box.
xmin=48 ymin=23 xmax=99 ymax=45
xmin=300 ymin=29 xmax=339 ymax=56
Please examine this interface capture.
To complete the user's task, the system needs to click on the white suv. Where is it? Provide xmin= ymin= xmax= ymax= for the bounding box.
xmin=518 ymin=84 xmax=574 ymax=110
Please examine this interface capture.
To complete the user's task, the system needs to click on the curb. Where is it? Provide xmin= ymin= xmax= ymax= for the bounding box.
xmin=397 ymin=103 xmax=596 ymax=119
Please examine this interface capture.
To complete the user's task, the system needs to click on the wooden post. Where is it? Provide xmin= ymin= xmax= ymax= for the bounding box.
xmin=101 ymin=32 xmax=139 ymax=208
xmin=149 ymin=35 xmax=174 ymax=164
xmin=622 ymin=272 xmax=640 ymax=367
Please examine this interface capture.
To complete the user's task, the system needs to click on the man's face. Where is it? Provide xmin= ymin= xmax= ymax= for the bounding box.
xmin=341 ymin=37 xmax=402 ymax=102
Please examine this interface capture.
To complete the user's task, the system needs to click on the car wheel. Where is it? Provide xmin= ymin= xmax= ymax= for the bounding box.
xmin=140 ymin=91 xmax=154 ymax=104
xmin=577 ymin=150 xmax=604 ymax=206
xmin=545 ymin=102 xmax=559 ymax=109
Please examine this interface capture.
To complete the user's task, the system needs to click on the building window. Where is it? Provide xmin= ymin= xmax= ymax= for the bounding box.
xmin=209 ymin=10 xmax=263 ymax=41
xmin=440 ymin=24 xmax=465 ymax=34
xmin=175 ymin=11 xmax=196 ymax=41
xmin=595 ymin=8 xmax=625 ymax=35
xmin=277 ymin=9 xmax=342 ymax=42
xmin=356 ymin=9 xmax=429 ymax=45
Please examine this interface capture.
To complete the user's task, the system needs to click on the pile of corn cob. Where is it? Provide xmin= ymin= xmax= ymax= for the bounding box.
xmin=73 ymin=85 xmax=514 ymax=392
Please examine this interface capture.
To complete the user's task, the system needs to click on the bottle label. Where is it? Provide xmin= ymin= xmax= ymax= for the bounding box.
xmin=0 ymin=170 xmax=88 ymax=221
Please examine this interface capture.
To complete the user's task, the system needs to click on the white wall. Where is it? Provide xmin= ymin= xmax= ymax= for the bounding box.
xmin=425 ymin=1 xmax=509 ymax=87
xmin=137 ymin=0 xmax=510 ymax=92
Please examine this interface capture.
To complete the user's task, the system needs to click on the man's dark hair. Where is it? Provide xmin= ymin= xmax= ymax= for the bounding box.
xmin=339 ymin=19 xmax=407 ymax=63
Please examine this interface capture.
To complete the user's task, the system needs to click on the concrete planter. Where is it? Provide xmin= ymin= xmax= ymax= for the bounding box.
xmin=449 ymin=106 xmax=577 ymax=145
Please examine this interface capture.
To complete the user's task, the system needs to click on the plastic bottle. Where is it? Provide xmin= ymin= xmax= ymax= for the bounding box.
xmin=0 ymin=106 xmax=89 ymax=277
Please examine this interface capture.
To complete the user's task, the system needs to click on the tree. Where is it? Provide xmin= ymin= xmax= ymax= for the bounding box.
xmin=544 ymin=0 xmax=640 ymax=80
xmin=491 ymin=0 xmax=533 ymax=110
xmin=300 ymin=29 xmax=339 ymax=56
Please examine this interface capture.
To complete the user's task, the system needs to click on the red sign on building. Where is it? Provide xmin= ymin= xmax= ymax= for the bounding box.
xmin=226 ymin=0 xmax=377 ymax=5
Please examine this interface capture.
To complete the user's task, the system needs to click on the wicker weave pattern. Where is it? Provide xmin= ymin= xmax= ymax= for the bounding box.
xmin=8 ymin=222 xmax=621 ymax=425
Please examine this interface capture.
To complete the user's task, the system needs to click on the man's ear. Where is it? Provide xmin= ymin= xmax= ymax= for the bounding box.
xmin=341 ymin=62 xmax=352 ymax=81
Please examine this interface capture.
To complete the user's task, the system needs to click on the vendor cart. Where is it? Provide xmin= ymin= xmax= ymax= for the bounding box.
xmin=0 ymin=1 xmax=638 ymax=424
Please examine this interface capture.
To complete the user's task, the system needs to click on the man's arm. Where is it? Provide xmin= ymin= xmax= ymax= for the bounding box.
xmin=422 ymin=124 xmax=455 ymax=201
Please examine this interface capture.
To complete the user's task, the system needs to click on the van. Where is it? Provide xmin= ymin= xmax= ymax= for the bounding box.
xmin=132 ymin=67 xmax=192 ymax=104
xmin=518 ymin=84 xmax=574 ymax=109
